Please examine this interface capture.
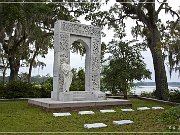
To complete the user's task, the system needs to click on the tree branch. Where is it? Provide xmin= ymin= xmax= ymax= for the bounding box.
xmin=137 ymin=0 xmax=146 ymax=9
xmin=156 ymin=0 xmax=167 ymax=16
xmin=117 ymin=0 xmax=149 ymax=26
xmin=159 ymin=6 xmax=180 ymax=28
xmin=43 ymin=32 xmax=53 ymax=37
xmin=127 ymin=15 xmax=139 ymax=19
xmin=39 ymin=26 xmax=54 ymax=33
xmin=165 ymin=7 xmax=180 ymax=28
xmin=109 ymin=15 xmax=127 ymax=24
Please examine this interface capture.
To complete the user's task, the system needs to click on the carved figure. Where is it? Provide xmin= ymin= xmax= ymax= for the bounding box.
xmin=61 ymin=62 xmax=72 ymax=92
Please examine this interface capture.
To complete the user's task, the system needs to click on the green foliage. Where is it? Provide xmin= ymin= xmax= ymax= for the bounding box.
xmin=141 ymin=91 xmax=155 ymax=98
xmin=40 ymin=77 xmax=53 ymax=97
xmin=0 ymin=1 xmax=100 ymax=81
xmin=140 ymin=89 xmax=180 ymax=103
xmin=4 ymin=81 xmax=32 ymax=98
xmin=70 ymin=68 xmax=85 ymax=91
xmin=0 ymin=78 xmax=53 ymax=99
xmin=169 ymin=90 xmax=180 ymax=103
xmin=162 ymin=19 xmax=180 ymax=76
xmin=0 ymin=82 xmax=5 ymax=98
xmin=102 ymin=41 xmax=151 ymax=98
xmin=160 ymin=106 xmax=180 ymax=126
xmin=85 ymin=0 xmax=179 ymax=100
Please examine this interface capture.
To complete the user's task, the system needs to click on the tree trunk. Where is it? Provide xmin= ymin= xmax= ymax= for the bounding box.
xmin=2 ymin=66 xmax=7 ymax=84
xmin=27 ymin=46 xmax=39 ymax=83
xmin=123 ymin=82 xmax=128 ymax=99
xmin=112 ymin=84 xmax=116 ymax=95
xmin=123 ymin=90 xmax=128 ymax=99
xmin=148 ymin=28 xmax=169 ymax=100
xmin=27 ymin=65 xmax=32 ymax=83
xmin=9 ymin=56 xmax=20 ymax=82
xmin=150 ymin=48 xmax=169 ymax=100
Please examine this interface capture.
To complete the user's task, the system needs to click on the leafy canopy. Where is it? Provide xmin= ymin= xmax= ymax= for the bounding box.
xmin=102 ymin=40 xmax=151 ymax=96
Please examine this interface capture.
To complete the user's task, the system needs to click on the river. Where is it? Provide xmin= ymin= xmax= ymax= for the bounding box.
xmin=131 ymin=86 xmax=180 ymax=95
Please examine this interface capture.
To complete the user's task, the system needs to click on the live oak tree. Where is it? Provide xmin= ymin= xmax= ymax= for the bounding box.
xmin=0 ymin=0 xmax=100 ymax=82
xmin=162 ymin=17 xmax=180 ymax=77
xmin=86 ymin=0 xmax=179 ymax=100
xmin=0 ymin=2 xmax=72 ymax=82
xmin=102 ymin=41 xmax=151 ymax=99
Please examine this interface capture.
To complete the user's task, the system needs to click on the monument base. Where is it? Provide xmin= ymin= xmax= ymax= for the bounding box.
xmin=28 ymin=98 xmax=132 ymax=112
xmin=51 ymin=91 xmax=106 ymax=101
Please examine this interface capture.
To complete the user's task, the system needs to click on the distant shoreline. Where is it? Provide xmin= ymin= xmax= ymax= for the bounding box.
xmin=132 ymin=85 xmax=180 ymax=95
xmin=134 ymin=82 xmax=180 ymax=87
xmin=137 ymin=85 xmax=180 ymax=87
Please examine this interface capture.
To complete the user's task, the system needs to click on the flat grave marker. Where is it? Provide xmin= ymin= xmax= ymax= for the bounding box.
xmin=78 ymin=111 xmax=95 ymax=115
xmin=121 ymin=109 xmax=134 ymax=112
xmin=113 ymin=120 xmax=134 ymax=125
xmin=137 ymin=107 xmax=151 ymax=111
xmin=53 ymin=112 xmax=71 ymax=117
xmin=100 ymin=109 xmax=116 ymax=113
xmin=152 ymin=107 xmax=164 ymax=110
xmin=84 ymin=123 xmax=107 ymax=129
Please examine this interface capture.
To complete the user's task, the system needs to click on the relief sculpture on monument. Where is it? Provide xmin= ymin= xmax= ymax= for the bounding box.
xmin=61 ymin=62 xmax=72 ymax=92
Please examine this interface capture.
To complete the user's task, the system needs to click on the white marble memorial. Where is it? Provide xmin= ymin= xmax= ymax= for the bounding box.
xmin=152 ymin=107 xmax=164 ymax=110
xmin=121 ymin=109 xmax=134 ymax=112
xmin=84 ymin=123 xmax=107 ymax=129
xmin=51 ymin=20 xmax=106 ymax=101
xmin=78 ymin=111 xmax=95 ymax=115
xmin=100 ymin=109 xmax=116 ymax=113
xmin=28 ymin=20 xmax=132 ymax=111
xmin=113 ymin=120 xmax=134 ymax=125
xmin=137 ymin=107 xmax=151 ymax=110
xmin=53 ymin=112 xmax=71 ymax=117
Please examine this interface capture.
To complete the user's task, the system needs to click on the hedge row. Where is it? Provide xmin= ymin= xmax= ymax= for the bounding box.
xmin=1 ymin=80 xmax=179 ymax=102
xmin=0 ymin=80 xmax=52 ymax=99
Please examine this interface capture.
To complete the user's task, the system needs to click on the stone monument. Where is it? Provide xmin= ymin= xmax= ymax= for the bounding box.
xmin=28 ymin=20 xmax=132 ymax=111
xmin=51 ymin=20 xmax=106 ymax=101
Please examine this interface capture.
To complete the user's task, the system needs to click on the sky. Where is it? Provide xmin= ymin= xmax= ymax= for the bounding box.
xmin=1 ymin=0 xmax=180 ymax=82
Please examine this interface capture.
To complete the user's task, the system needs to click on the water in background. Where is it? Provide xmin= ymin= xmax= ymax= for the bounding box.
xmin=132 ymin=86 xmax=180 ymax=95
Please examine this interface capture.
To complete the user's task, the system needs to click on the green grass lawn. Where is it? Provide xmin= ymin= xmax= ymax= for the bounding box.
xmin=0 ymin=98 xmax=175 ymax=133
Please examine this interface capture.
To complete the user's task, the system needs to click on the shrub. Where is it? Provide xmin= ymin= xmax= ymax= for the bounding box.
xmin=0 ymin=79 xmax=53 ymax=99
xmin=30 ymin=84 xmax=42 ymax=98
xmin=40 ymin=83 xmax=52 ymax=98
xmin=0 ymin=82 xmax=5 ymax=98
xmin=161 ymin=106 xmax=180 ymax=125
xmin=160 ymin=106 xmax=180 ymax=131
xmin=29 ymin=78 xmax=53 ymax=98
xmin=140 ymin=91 xmax=155 ymax=98
xmin=4 ymin=81 xmax=33 ymax=99
xmin=168 ymin=89 xmax=180 ymax=103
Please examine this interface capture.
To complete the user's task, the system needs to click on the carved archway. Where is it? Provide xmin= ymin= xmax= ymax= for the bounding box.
xmin=51 ymin=20 xmax=103 ymax=101
xmin=70 ymin=36 xmax=90 ymax=91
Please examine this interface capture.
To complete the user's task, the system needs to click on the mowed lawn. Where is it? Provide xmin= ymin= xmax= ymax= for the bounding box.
xmin=0 ymin=98 xmax=172 ymax=132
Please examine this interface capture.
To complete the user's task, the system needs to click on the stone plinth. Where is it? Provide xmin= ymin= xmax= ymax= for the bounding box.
xmin=51 ymin=91 xmax=106 ymax=101
xmin=28 ymin=98 xmax=132 ymax=112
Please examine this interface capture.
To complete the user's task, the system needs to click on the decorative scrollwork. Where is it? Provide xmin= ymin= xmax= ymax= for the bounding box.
xmin=92 ymin=57 xmax=100 ymax=72
xmin=59 ymin=33 xmax=69 ymax=52
xmin=54 ymin=20 xmax=102 ymax=93
xmin=92 ymin=38 xmax=100 ymax=55
xmin=61 ymin=21 xmax=101 ymax=37
xmin=91 ymin=74 xmax=100 ymax=91
xmin=59 ymin=74 xmax=64 ymax=91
